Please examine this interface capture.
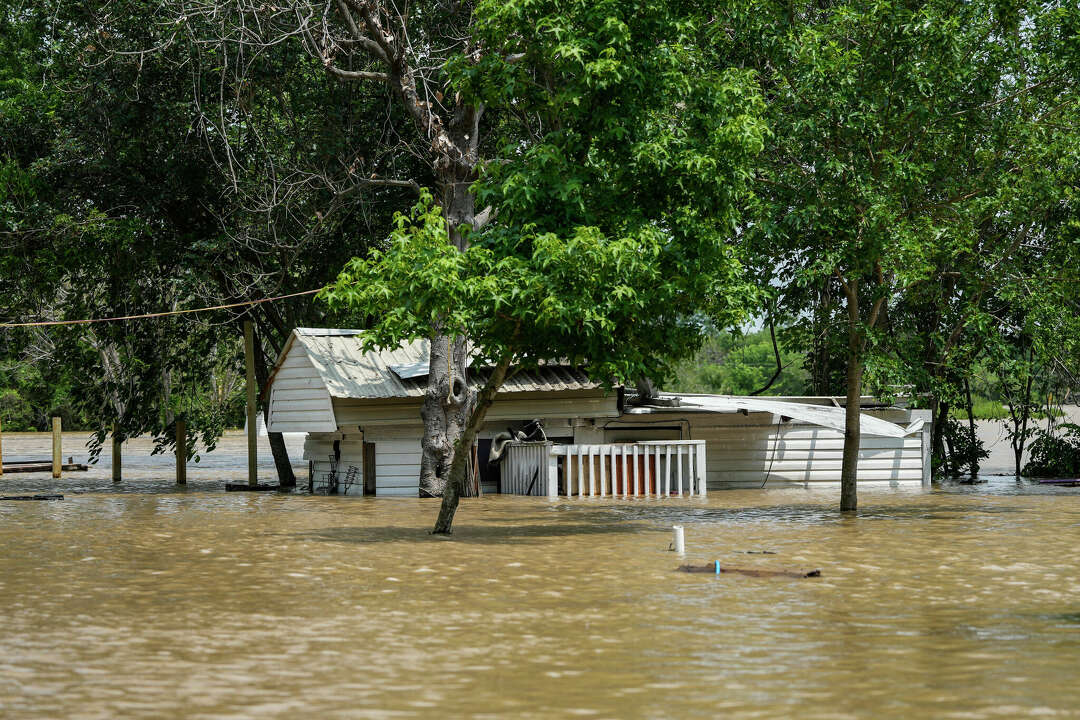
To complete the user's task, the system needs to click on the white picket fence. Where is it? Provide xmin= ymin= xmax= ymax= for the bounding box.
xmin=541 ymin=441 xmax=707 ymax=498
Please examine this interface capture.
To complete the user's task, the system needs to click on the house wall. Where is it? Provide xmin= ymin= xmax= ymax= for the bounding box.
xmin=266 ymin=342 xmax=337 ymax=433
xmin=598 ymin=409 xmax=931 ymax=489
xmin=300 ymin=403 xmax=931 ymax=495
xmin=331 ymin=390 xmax=618 ymax=427
xmin=304 ymin=431 xmax=366 ymax=496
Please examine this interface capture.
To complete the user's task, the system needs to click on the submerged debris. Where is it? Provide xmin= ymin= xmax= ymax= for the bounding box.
xmin=678 ymin=563 xmax=820 ymax=578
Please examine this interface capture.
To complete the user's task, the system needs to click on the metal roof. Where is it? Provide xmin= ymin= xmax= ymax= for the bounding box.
xmin=624 ymin=393 xmax=922 ymax=438
xmin=290 ymin=328 xmax=601 ymax=400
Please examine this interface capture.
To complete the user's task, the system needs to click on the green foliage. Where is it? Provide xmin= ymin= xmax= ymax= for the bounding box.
xmin=327 ymin=0 xmax=766 ymax=387
xmin=0 ymin=0 xmax=397 ymax=459
xmin=938 ymin=417 xmax=990 ymax=479
xmin=670 ymin=329 xmax=810 ymax=396
xmin=1023 ymin=424 xmax=1080 ymax=478
xmin=949 ymin=399 xmax=1009 ymax=422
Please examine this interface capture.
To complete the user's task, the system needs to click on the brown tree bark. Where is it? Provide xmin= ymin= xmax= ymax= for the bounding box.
xmin=433 ymin=356 xmax=512 ymax=534
xmin=841 ymin=328 xmax=863 ymax=512
xmin=836 ymin=267 xmax=886 ymax=512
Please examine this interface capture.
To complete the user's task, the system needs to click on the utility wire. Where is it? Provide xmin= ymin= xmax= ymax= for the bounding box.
xmin=0 ymin=287 xmax=327 ymax=329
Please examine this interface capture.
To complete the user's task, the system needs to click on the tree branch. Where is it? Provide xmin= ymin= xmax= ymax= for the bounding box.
xmin=324 ymin=63 xmax=388 ymax=81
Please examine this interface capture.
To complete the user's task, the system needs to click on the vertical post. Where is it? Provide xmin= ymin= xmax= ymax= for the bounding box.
xmin=576 ymin=446 xmax=584 ymax=497
xmin=676 ymin=446 xmax=683 ymax=496
xmin=621 ymin=445 xmax=629 ymax=497
xmin=176 ymin=418 xmax=187 ymax=485
xmin=632 ymin=444 xmax=640 ymax=496
xmin=0 ymin=416 xmax=4 ymax=477
xmin=51 ymin=416 xmax=62 ymax=479
xmin=664 ymin=444 xmax=671 ymax=497
xmin=672 ymin=525 xmax=685 ymax=555
xmin=547 ymin=448 xmax=558 ymax=499
xmin=599 ymin=447 xmax=606 ymax=497
xmin=244 ymin=320 xmax=258 ymax=487
xmin=687 ymin=447 xmax=695 ymax=495
xmin=111 ymin=423 xmax=122 ymax=482
xmin=610 ymin=447 xmax=617 ymax=496
xmin=697 ymin=441 xmax=707 ymax=497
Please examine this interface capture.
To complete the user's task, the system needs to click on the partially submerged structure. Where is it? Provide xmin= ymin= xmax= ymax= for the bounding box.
xmin=265 ymin=328 xmax=931 ymax=496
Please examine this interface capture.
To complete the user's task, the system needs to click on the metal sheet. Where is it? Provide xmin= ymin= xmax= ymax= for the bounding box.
xmin=283 ymin=329 xmax=600 ymax=400
xmin=632 ymin=394 xmax=918 ymax=438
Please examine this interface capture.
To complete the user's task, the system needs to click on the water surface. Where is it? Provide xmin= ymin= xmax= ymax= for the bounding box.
xmin=1 ymin=433 xmax=1078 ymax=719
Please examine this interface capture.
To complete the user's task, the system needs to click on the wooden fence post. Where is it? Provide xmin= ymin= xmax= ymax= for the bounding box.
xmin=176 ymin=418 xmax=187 ymax=485
xmin=244 ymin=320 xmax=257 ymax=486
xmin=52 ymin=417 xmax=62 ymax=478
xmin=112 ymin=423 xmax=121 ymax=482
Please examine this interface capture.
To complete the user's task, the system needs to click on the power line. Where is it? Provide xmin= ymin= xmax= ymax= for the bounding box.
xmin=0 ymin=287 xmax=326 ymax=329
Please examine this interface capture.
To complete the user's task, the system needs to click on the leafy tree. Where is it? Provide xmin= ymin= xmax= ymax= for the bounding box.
xmin=1 ymin=0 xmax=390 ymax=473
xmin=325 ymin=0 xmax=766 ymax=532
xmin=671 ymin=328 xmax=810 ymax=396
xmin=732 ymin=0 xmax=1080 ymax=508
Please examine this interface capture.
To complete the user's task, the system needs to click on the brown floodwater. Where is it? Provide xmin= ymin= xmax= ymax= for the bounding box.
xmin=1 ymin=432 xmax=1079 ymax=719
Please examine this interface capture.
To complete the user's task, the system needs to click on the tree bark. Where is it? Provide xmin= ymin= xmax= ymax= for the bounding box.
xmin=418 ymin=104 xmax=481 ymax=497
xmin=841 ymin=339 xmax=863 ymax=512
xmin=931 ymin=399 xmax=950 ymax=478
xmin=433 ymin=356 xmax=512 ymax=534
xmin=419 ymin=334 xmax=472 ymax=496
xmin=839 ymin=277 xmax=862 ymax=512
xmin=964 ymin=376 xmax=978 ymax=480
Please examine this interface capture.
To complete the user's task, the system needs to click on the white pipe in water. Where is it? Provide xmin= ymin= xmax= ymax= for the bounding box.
xmin=671 ymin=525 xmax=685 ymax=555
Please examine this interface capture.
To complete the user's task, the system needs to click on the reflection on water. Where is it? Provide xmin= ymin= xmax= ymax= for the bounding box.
xmin=1 ymin=433 xmax=1079 ymax=719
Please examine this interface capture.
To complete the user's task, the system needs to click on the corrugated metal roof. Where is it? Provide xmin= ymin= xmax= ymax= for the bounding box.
xmin=289 ymin=329 xmax=600 ymax=400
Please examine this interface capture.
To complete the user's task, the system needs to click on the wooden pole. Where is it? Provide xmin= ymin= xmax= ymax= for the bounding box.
xmin=0 ymin=417 xmax=4 ymax=477
xmin=244 ymin=320 xmax=257 ymax=487
xmin=51 ymin=417 xmax=62 ymax=479
xmin=111 ymin=423 xmax=121 ymax=482
xmin=176 ymin=418 xmax=187 ymax=485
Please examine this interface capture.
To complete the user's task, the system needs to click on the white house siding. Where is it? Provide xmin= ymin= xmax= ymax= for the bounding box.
xmin=266 ymin=342 xmax=336 ymax=433
xmin=364 ymin=425 xmax=422 ymax=497
xmin=331 ymin=391 xmax=617 ymax=428
xmin=600 ymin=409 xmax=930 ymax=489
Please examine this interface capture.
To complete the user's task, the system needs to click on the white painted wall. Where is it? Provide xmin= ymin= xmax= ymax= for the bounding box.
xmin=600 ymin=408 xmax=931 ymax=489
xmin=267 ymin=342 xmax=337 ymax=433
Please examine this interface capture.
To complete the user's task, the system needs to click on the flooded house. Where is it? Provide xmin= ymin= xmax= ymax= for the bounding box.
xmin=264 ymin=328 xmax=931 ymax=496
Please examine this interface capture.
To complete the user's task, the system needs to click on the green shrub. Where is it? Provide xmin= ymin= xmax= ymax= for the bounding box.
xmin=1023 ymin=424 xmax=1080 ymax=478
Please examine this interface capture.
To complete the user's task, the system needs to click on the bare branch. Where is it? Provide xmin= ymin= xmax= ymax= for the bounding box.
xmin=324 ymin=63 xmax=388 ymax=81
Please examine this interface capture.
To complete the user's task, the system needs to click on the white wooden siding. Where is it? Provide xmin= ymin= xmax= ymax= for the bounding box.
xmin=331 ymin=391 xmax=617 ymax=427
xmin=267 ymin=345 xmax=336 ymax=433
xmin=694 ymin=421 xmax=924 ymax=488
xmin=602 ymin=410 xmax=928 ymax=488
xmin=364 ymin=426 xmax=422 ymax=497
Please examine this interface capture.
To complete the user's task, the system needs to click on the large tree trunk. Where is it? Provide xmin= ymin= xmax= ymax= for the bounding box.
xmin=841 ymin=341 xmax=863 ymax=512
xmin=418 ymin=106 xmax=481 ymax=497
xmin=840 ymin=279 xmax=862 ymax=512
xmin=433 ymin=356 xmax=512 ymax=534
xmin=419 ymin=334 xmax=472 ymax=496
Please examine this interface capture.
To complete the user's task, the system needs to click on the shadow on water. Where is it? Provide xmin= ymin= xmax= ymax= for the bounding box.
xmin=592 ymin=502 xmax=1027 ymax=526
xmin=294 ymin=520 xmax=654 ymax=545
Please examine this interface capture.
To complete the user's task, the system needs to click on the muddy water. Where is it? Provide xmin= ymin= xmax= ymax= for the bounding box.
xmin=2 ymin=434 xmax=1080 ymax=719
